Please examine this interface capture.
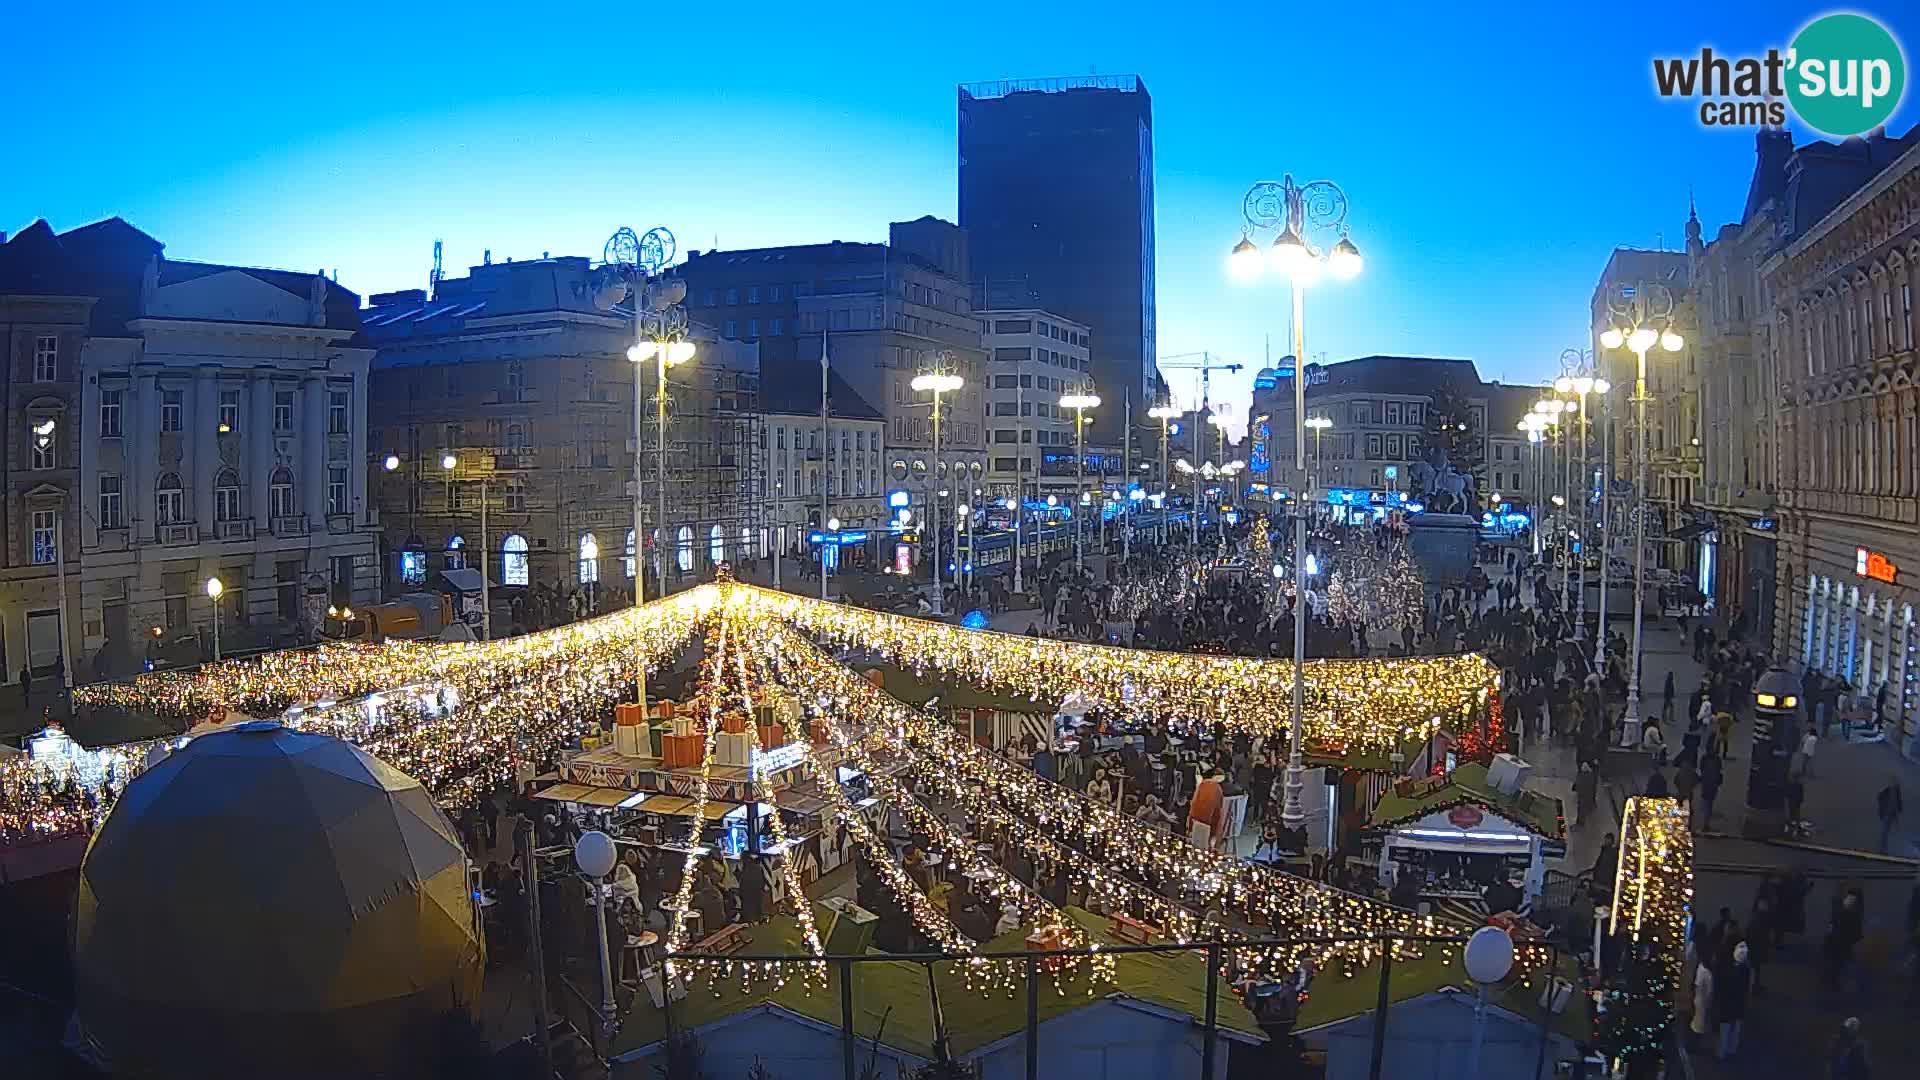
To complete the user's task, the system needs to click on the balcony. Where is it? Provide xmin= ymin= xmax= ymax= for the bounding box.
xmin=326 ymin=513 xmax=354 ymax=534
xmin=272 ymin=514 xmax=309 ymax=537
xmin=216 ymin=519 xmax=255 ymax=541
xmin=159 ymin=524 xmax=198 ymax=546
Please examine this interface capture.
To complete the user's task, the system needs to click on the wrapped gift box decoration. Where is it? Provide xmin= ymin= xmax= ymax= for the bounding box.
xmin=654 ymin=699 xmax=677 ymax=720
xmin=756 ymin=723 xmax=785 ymax=749
xmin=808 ymin=719 xmax=831 ymax=746
xmin=661 ymin=733 xmax=704 ymax=769
xmin=615 ymin=702 xmax=646 ymax=727
xmin=647 ymin=723 xmax=671 ymax=756
xmin=721 ymin=714 xmax=747 ymax=736
xmin=614 ymin=703 xmax=648 ymax=756
xmin=671 ymin=717 xmax=697 ymax=738
xmin=714 ymin=732 xmax=753 ymax=768
xmin=1025 ymin=926 xmax=1070 ymax=972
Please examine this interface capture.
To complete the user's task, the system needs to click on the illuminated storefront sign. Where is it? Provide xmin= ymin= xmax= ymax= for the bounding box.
xmin=1856 ymin=547 xmax=1898 ymax=584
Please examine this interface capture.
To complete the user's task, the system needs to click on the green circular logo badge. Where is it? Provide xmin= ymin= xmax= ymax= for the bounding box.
xmin=1787 ymin=13 xmax=1906 ymax=137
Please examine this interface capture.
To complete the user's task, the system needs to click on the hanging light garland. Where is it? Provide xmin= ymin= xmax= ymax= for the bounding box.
xmin=726 ymin=582 xmax=1495 ymax=749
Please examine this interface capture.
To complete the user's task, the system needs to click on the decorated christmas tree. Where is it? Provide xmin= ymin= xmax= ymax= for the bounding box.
xmin=1248 ymin=516 xmax=1273 ymax=567
xmin=1594 ymin=942 xmax=1673 ymax=1075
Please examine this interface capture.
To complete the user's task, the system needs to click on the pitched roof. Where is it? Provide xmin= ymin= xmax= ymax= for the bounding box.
xmin=1368 ymin=761 xmax=1565 ymax=838
xmin=1306 ymin=356 xmax=1484 ymax=399
xmin=1482 ymin=383 xmax=1552 ymax=435
xmin=158 ymin=259 xmax=364 ymax=330
xmin=612 ymin=907 xmax=1261 ymax=1059
xmin=760 ymin=359 xmax=883 ymax=421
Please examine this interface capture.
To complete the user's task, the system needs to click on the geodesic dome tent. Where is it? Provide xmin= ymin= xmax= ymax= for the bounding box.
xmin=73 ymin=721 xmax=484 ymax=1078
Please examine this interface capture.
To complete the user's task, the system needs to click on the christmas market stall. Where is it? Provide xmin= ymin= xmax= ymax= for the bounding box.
xmin=1367 ymin=759 xmax=1566 ymax=915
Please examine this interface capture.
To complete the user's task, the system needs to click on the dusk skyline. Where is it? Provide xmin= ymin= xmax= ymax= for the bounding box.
xmin=10 ymin=2 xmax=1916 ymax=427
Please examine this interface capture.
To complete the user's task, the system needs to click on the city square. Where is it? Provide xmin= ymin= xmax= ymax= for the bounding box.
xmin=4 ymin=6 xmax=1919 ymax=1080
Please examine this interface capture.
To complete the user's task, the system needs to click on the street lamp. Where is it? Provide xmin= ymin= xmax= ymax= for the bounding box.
xmin=383 ymin=454 xmax=400 ymax=472
xmin=441 ymin=455 xmax=493 ymax=641
xmin=573 ymin=830 xmax=619 ymax=1038
xmin=601 ymin=224 xmax=686 ymax=705
xmin=205 ymin=577 xmax=224 ymax=663
xmin=1060 ymin=389 xmax=1101 ymax=568
xmin=1148 ymin=404 xmax=1181 ymax=545
xmin=1304 ymin=415 xmax=1333 ymax=497
xmin=1233 ymin=172 xmax=1363 ymax=832
xmin=912 ymin=371 xmax=965 ymax=614
xmin=1555 ymin=360 xmax=1601 ymax=644
xmin=1600 ymin=281 xmax=1685 ymax=745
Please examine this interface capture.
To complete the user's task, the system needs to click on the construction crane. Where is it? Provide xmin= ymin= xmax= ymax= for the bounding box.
xmin=1155 ymin=351 xmax=1244 ymax=449
xmin=1155 ymin=352 xmax=1244 ymax=544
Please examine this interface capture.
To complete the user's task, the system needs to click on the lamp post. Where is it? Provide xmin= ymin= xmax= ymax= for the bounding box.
xmin=1060 ymin=389 xmax=1101 ymax=569
xmin=1232 ymin=173 xmax=1363 ymax=832
xmin=912 ymin=371 xmax=964 ymax=615
xmin=573 ymin=830 xmax=619 ymax=1038
xmin=1148 ymin=404 xmax=1179 ymax=544
xmin=1305 ymin=415 xmax=1333 ymax=498
xmin=1535 ymin=397 xmax=1570 ymax=603
xmin=440 ymin=455 xmax=492 ymax=640
xmin=1463 ymin=925 xmax=1516 ymax=1080
xmin=205 ymin=577 xmax=225 ymax=662
xmin=604 ymin=224 xmax=688 ymax=704
xmin=1555 ymin=364 xmax=1599 ymax=643
xmin=1007 ymin=496 xmax=1024 ymax=595
xmin=1600 ymin=281 xmax=1684 ymax=746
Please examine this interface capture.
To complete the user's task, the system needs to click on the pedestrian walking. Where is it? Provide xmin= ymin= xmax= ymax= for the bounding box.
xmin=1715 ymin=710 xmax=1737 ymax=760
xmin=1674 ymin=760 xmax=1698 ymax=808
xmin=1574 ymin=762 xmax=1598 ymax=827
xmin=1823 ymin=886 xmax=1866 ymax=991
xmin=17 ymin=664 xmax=31 ymax=708
xmin=1796 ymin=724 xmax=1819 ymax=781
xmin=1715 ymin=942 xmax=1752 ymax=1059
xmin=1876 ymin=779 xmax=1903 ymax=854
xmin=1689 ymin=952 xmax=1716 ymax=1050
xmin=1698 ymin=751 xmax=1723 ymax=831
xmin=1828 ymin=1017 xmax=1870 ymax=1080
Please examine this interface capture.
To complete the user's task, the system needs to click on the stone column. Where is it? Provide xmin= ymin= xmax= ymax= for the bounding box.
xmin=348 ymin=377 xmax=368 ymax=525
xmin=135 ymin=371 xmax=159 ymax=544
xmin=251 ymin=372 xmax=275 ymax=524
xmin=193 ymin=366 xmax=217 ymax=533
xmin=303 ymin=375 xmax=327 ymax=527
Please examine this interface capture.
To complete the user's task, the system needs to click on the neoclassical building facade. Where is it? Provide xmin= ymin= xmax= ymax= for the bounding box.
xmin=1768 ymin=137 xmax=1920 ymax=753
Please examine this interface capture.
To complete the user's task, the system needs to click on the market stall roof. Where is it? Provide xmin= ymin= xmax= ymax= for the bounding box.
xmin=611 ymin=907 xmax=1261 ymax=1060
xmin=1295 ymin=950 xmax=1589 ymax=1042
xmin=860 ymin=663 xmax=1058 ymax=715
xmin=1366 ymin=761 xmax=1564 ymax=839
xmin=641 ymin=795 xmax=733 ymax=821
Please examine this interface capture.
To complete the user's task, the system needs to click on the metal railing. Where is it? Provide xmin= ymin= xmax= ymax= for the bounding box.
xmin=960 ymin=75 xmax=1142 ymax=100
xmin=618 ymin=932 xmax=1571 ymax=1080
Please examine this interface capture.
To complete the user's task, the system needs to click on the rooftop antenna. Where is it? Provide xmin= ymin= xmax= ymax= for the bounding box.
xmin=430 ymin=239 xmax=443 ymax=300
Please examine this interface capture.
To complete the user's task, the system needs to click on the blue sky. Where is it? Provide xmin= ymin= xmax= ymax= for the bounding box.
xmin=8 ymin=3 xmax=1916 ymax=431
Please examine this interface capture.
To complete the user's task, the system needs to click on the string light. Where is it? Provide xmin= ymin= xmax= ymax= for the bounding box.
xmin=1598 ymin=796 xmax=1691 ymax=1067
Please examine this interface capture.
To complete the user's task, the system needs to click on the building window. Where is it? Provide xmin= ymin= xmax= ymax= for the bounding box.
xmin=747 ymin=319 xmax=759 ymax=338
xmin=328 ymin=390 xmax=349 ymax=434
xmin=33 ymin=335 xmax=59 ymax=382
xmin=274 ymin=390 xmax=294 ymax=430
xmin=502 ymin=533 xmax=530 ymax=585
xmin=725 ymin=288 xmax=738 ymax=304
xmin=506 ymin=423 xmax=527 ymax=451
xmin=30 ymin=420 xmax=56 ymax=469
xmin=1366 ymin=434 xmax=1382 ymax=458
xmin=100 ymin=389 xmax=122 ymax=437
xmin=1385 ymin=402 xmax=1402 ymax=425
xmin=709 ymin=524 xmax=725 ymax=566
xmin=506 ymin=362 xmax=526 ymax=401
xmin=625 ymin=529 xmax=637 ymax=578
xmin=327 ymin=467 xmax=348 ymax=515
xmin=30 ymin=510 xmax=56 ymax=564
xmin=400 ymin=550 xmax=428 ymax=586
xmin=579 ymin=533 xmax=600 ymax=584
xmin=446 ymin=535 xmax=466 ymax=571
xmin=99 ymin=475 xmax=124 ymax=530
xmin=769 ymin=285 xmax=783 ymax=302
xmin=747 ymin=286 xmax=761 ymax=303
xmin=270 ymin=467 xmax=296 ymax=519
xmin=724 ymin=320 xmax=737 ymax=338
xmin=156 ymin=472 xmax=185 ymax=525
xmin=504 ymin=478 xmax=526 ymax=512
xmin=161 ymin=389 xmax=184 ymax=433
xmin=677 ymin=526 xmax=694 ymax=573
xmin=770 ymin=318 xmax=784 ymax=336
xmin=218 ymin=389 xmax=241 ymax=432
xmin=214 ymin=470 xmax=241 ymax=521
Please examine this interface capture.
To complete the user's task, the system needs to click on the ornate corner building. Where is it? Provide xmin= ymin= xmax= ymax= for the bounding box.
xmin=1766 ymin=131 xmax=1920 ymax=753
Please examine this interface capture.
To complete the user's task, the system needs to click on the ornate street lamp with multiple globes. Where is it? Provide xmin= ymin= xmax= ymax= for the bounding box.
xmin=1598 ymin=282 xmax=1685 ymax=745
xmin=1230 ymin=174 xmax=1362 ymax=833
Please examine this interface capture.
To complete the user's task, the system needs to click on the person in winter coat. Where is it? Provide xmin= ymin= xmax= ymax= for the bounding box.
xmin=1689 ymin=955 xmax=1716 ymax=1048
xmin=1824 ymin=886 xmax=1866 ymax=989
xmin=1714 ymin=942 xmax=1753 ymax=1059
xmin=1829 ymin=1017 xmax=1870 ymax=1080
xmin=1674 ymin=760 xmax=1699 ymax=808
